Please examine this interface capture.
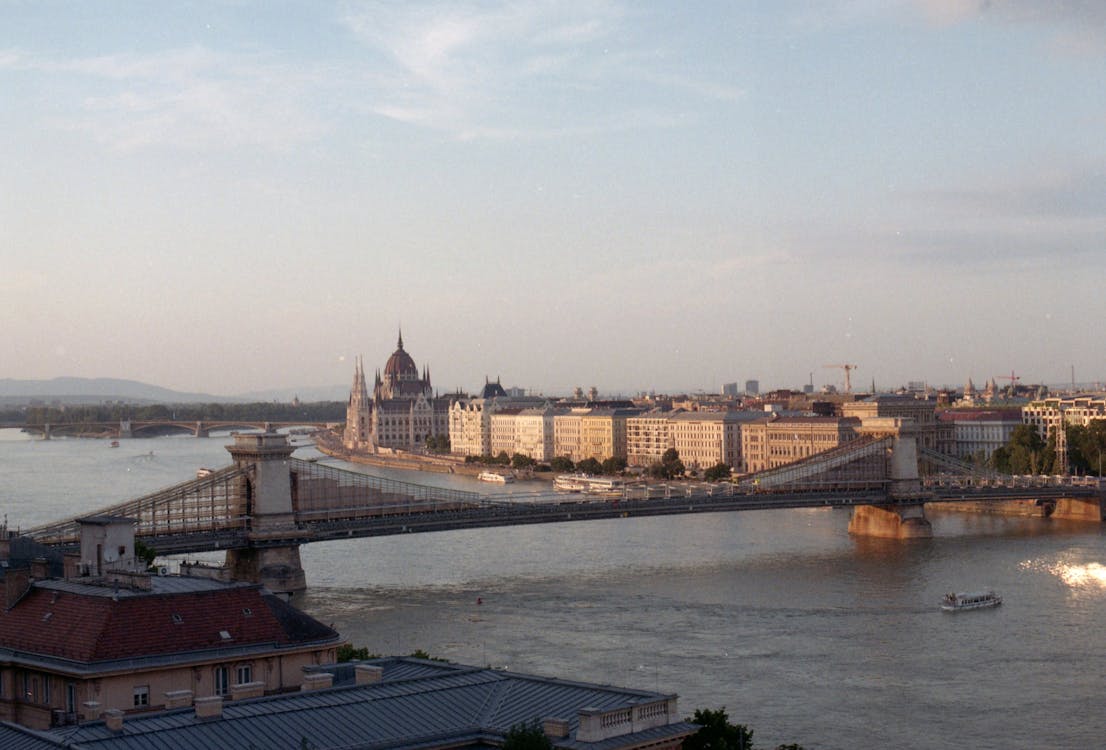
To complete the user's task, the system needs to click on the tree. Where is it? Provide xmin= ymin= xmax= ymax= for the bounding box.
xmin=992 ymin=424 xmax=1048 ymax=475
xmin=683 ymin=707 xmax=753 ymax=750
xmin=649 ymin=449 xmax=686 ymax=480
xmin=576 ymin=457 xmax=602 ymax=475
xmin=134 ymin=540 xmax=158 ymax=570
xmin=704 ymin=463 xmax=732 ymax=482
xmin=336 ymin=644 xmax=379 ymax=662
xmin=1067 ymin=421 xmax=1106 ymax=476
xmin=550 ymin=456 xmax=575 ymax=472
xmin=512 ymin=453 xmax=536 ymax=470
xmin=601 ymin=456 xmax=627 ymax=474
xmin=502 ymin=720 xmax=552 ymax=750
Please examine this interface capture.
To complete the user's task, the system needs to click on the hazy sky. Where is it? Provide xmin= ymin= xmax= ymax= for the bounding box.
xmin=2 ymin=1 xmax=1104 ymax=397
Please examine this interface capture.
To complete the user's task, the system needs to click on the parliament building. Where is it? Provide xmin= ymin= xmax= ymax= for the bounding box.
xmin=343 ymin=332 xmax=452 ymax=452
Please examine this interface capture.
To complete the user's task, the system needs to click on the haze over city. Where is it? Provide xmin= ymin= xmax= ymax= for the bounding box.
xmin=3 ymin=1 xmax=1103 ymax=397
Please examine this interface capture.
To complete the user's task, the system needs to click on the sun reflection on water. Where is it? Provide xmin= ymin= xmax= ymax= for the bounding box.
xmin=1022 ymin=559 xmax=1106 ymax=589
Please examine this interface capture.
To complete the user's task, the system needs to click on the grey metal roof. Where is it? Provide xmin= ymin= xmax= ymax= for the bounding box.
xmin=34 ymin=576 xmax=251 ymax=598
xmin=45 ymin=658 xmax=695 ymax=750
xmin=0 ymin=723 xmax=67 ymax=750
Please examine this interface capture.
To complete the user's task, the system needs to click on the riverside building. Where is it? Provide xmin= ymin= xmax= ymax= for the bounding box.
xmin=343 ymin=332 xmax=452 ymax=453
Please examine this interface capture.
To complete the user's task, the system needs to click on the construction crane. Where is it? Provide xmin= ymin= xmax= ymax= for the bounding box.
xmin=995 ymin=370 xmax=1021 ymax=387
xmin=823 ymin=364 xmax=858 ymax=394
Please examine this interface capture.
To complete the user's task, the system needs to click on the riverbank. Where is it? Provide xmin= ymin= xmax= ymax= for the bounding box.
xmin=311 ymin=430 xmax=551 ymax=481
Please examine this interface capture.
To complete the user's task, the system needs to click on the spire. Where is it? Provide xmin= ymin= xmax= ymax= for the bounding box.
xmin=397 ymin=327 xmax=404 ymax=350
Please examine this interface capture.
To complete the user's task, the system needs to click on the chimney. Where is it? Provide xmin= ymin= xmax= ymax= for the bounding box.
xmin=164 ymin=689 xmax=194 ymax=709
xmin=354 ymin=664 xmax=383 ymax=685
xmin=194 ymin=696 xmax=223 ymax=719
xmin=542 ymin=717 xmax=570 ymax=739
xmin=301 ymin=673 xmax=333 ymax=692
xmin=30 ymin=557 xmax=49 ymax=580
xmin=81 ymin=701 xmax=101 ymax=723
xmin=103 ymin=708 xmax=124 ymax=732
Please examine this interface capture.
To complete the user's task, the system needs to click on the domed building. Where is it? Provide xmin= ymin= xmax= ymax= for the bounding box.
xmin=344 ymin=332 xmax=453 ymax=452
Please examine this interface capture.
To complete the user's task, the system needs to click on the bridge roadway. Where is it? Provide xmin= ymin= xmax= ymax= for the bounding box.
xmin=130 ymin=482 xmax=1096 ymax=556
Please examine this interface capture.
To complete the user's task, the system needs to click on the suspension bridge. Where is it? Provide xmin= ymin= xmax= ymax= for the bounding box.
xmin=23 ymin=422 xmax=1103 ymax=597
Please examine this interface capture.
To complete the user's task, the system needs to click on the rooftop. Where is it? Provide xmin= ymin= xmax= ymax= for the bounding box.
xmin=23 ymin=657 xmax=695 ymax=750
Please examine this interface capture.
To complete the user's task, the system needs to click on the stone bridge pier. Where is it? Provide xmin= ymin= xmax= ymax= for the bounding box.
xmin=224 ymin=432 xmax=306 ymax=599
xmin=848 ymin=418 xmax=933 ymax=539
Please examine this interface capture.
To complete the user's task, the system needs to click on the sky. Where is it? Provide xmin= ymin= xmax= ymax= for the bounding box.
xmin=2 ymin=1 xmax=1104 ymax=398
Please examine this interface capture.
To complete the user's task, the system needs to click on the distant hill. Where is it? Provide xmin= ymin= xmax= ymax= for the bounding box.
xmin=0 ymin=377 xmax=347 ymax=406
xmin=0 ymin=377 xmax=224 ymax=405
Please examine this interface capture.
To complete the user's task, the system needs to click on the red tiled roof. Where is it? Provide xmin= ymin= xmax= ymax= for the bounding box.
xmin=0 ymin=584 xmax=317 ymax=663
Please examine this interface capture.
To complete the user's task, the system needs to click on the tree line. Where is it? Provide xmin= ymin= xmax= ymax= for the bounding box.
xmin=13 ymin=401 xmax=347 ymax=425
xmin=991 ymin=422 xmax=1106 ymax=476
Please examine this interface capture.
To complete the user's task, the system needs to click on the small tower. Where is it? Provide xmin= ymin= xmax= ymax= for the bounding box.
xmin=344 ymin=356 xmax=372 ymax=450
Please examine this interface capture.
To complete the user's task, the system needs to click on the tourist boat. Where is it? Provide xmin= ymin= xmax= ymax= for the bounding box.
xmin=109 ymin=440 xmax=120 ymax=448
xmin=553 ymin=475 xmax=626 ymax=495
xmin=941 ymin=590 xmax=1001 ymax=612
xmin=554 ymin=474 xmax=588 ymax=492
xmin=478 ymin=471 xmax=514 ymax=484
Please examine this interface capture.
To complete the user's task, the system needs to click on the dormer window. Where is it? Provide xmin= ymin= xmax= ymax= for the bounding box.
xmin=219 ymin=630 xmax=232 ymax=641
xmin=242 ymin=608 xmax=252 ymax=617
xmin=172 ymin=613 xmax=183 ymax=624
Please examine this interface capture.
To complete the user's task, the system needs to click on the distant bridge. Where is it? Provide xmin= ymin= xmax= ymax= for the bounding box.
xmin=23 ymin=423 xmax=1104 ymax=597
xmin=19 ymin=419 xmax=338 ymax=439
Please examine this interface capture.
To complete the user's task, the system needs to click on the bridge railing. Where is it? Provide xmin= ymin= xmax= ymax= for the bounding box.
xmin=25 ymin=465 xmax=252 ymax=546
xmin=737 ymin=436 xmax=892 ymax=491
xmin=289 ymin=459 xmax=489 ymax=522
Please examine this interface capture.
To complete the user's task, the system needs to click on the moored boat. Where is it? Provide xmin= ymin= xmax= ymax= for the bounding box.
xmin=478 ymin=471 xmax=514 ymax=483
xmin=941 ymin=590 xmax=1001 ymax=612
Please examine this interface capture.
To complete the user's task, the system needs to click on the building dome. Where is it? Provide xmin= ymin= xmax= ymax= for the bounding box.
xmin=383 ymin=331 xmax=419 ymax=380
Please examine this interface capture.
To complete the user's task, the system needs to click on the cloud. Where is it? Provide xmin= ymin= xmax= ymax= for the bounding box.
xmin=341 ymin=1 xmax=740 ymax=139
xmin=5 ymin=46 xmax=331 ymax=151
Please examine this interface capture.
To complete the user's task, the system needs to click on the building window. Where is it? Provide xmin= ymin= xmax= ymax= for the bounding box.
xmin=214 ymin=666 xmax=229 ymax=696
xmin=236 ymin=664 xmax=252 ymax=685
xmin=43 ymin=676 xmax=51 ymax=705
xmin=133 ymin=685 xmax=149 ymax=707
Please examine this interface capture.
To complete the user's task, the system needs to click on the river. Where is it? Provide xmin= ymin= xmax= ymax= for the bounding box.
xmin=1 ymin=428 xmax=1103 ymax=749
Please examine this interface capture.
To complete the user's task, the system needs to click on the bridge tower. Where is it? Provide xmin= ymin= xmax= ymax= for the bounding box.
xmin=224 ymin=433 xmax=306 ymax=599
xmin=849 ymin=418 xmax=933 ymax=539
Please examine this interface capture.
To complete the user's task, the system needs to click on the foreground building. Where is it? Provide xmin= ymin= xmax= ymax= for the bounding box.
xmin=0 ymin=519 xmax=342 ymax=730
xmin=1 ymin=656 xmax=696 ymax=750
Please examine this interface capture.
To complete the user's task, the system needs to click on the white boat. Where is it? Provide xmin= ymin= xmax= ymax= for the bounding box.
xmin=941 ymin=590 xmax=1001 ymax=612
xmin=554 ymin=474 xmax=588 ymax=492
xmin=479 ymin=471 xmax=514 ymax=483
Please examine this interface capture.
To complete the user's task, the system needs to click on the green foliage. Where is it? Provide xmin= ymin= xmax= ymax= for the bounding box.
xmin=684 ymin=707 xmax=754 ymax=750
xmin=425 ymin=434 xmax=451 ymax=453
xmin=704 ymin=463 xmax=733 ymax=482
xmin=512 ymin=453 xmax=537 ymax=470
xmin=550 ymin=456 xmax=575 ymax=472
xmin=336 ymin=644 xmax=381 ymax=662
xmin=576 ymin=457 xmax=603 ymax=475
xmin=991 ymin=424 xmax=1052 ymax=475
xmin=409 ymin=649 xmax=449 ymax=662
xmin=134 ymin=540 xmax=158 ymax=569
xmin=502 ymin=720 xmax=553 ymax=750
xmin=21 ymin=400 xmax=346 ymax=426
xmin=648 ymin=448 xmax=686 ymax=480
xmin=601 ymin=456 xmax=628 ymax=474
xmin=1066 ymin=422 xmax=1106 ymax=476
